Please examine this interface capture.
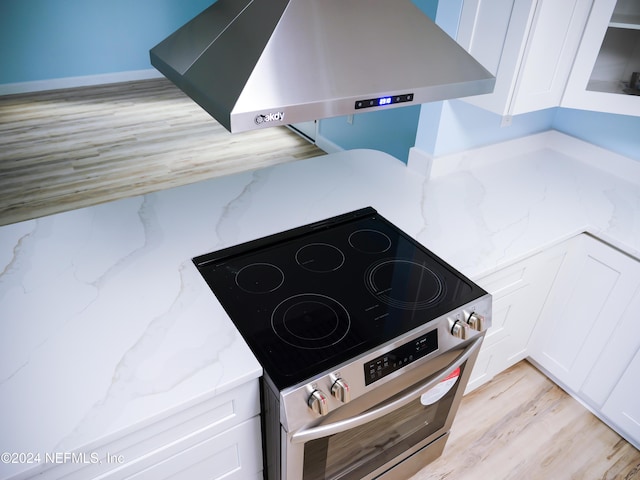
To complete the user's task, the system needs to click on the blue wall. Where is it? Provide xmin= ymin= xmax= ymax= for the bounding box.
xmin=415 ymin=100 xmax=557 ymax=155
xmin=415 ymin=100 xmax=640 ymax=162
xmin=320 ymin=107 xmax=422 ymax=162
xmin=0 ymin=0 xmax=213 ymax=84
xmin=412 ymin=0 xmax=439 ymax=22
xmin=553 ymin=108 xmax=640 ymax=161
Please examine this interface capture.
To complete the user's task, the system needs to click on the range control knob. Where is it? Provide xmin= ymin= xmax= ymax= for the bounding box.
xmin=450 ymin=319 xmax=468 ymax=340
xmin=308 ymin=389 xmax=329 ymax=416
xmin=466 ymin=312 xmax=485 ymax=331
xmin=331 ymin=378 xmax=351 ymax=403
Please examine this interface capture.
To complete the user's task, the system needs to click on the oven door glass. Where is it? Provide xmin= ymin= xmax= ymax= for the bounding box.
xmin=301 ymin=364 xmax=464 ymax=480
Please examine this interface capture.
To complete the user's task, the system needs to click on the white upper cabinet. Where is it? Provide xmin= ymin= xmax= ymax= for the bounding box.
xmin=457 ymin=0 xmax=593 ymax=118
xmin=562 ymin=0 xmax=640 ymax=116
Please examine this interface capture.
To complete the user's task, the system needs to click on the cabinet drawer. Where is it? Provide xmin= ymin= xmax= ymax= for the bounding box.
xmin=124 ymin=416 xmax=263 ymax=480
xmin=476 ymin=243 xmax=568 ymax=350
xmin=23 ymin=380 xmax=261 ymax=480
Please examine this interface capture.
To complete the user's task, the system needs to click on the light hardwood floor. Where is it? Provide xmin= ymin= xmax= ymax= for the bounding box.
xmin=411 ymin=361 xmax=640 ymax=480
xmin=0 ymin=78 xmax=324 ymax=226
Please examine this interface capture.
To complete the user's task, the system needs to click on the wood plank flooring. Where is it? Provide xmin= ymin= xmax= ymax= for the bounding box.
xmin=0 ymin=78 xmax=324 ymax=226
xmin=410 ymin=361 xmax=640 ymax=480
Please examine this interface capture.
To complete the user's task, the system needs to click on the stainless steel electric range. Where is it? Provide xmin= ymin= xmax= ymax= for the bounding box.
xmin=194 ymin=207 xmax=492 ymax=480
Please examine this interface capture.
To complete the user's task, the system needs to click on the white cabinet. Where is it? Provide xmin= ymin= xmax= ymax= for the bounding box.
xmin=601 ymin=348 xmax=640 ymax=449
xmin=562 ymin=0 xmax=640 ymax=116
xmin=25 ymin=380 xmax=263 ymax=480
xmin=98 ymin=380 xmax=263 ymax=480
xmin=466 ymin=233 xmax=640 ymax=447
xmin=528 ymin=234 xmax=640 ymax=447
xmin=466 ymin=241 xmax=569 ymax=392
xmin=581 ymin=280 xmax=640 ymax=408
xmin=528 ymin=235 xmax=640 ymax=391
xmin=125 ymin=417 xmax=263 ymax=480
xmin=457 ymin=0 xmax=592 ymax=119
xmin=581 ymin=278 xmax=640 ymax=450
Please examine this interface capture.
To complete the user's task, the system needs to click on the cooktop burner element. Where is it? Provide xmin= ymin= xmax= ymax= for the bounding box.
xmin=365 ymin=259 xmax=445 ymax=310
xmin=235 ymin=263 xmax=284 ymax=294
xmin=272 ymin=294 xmax=350 ymax=349
xmin=295 ymin=243 xmax=345 ymax=272
xmin=194 ymin=207 xmax=486 ymax=390
xmin=348 ymin=229 xmax=392 ymax=253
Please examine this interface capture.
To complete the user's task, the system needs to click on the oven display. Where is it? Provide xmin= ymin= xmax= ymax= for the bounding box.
xmin=364 ymin=330 xmax=438 ymax=385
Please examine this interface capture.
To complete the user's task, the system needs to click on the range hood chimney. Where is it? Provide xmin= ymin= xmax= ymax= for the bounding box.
xmin=150 ymin=0 xmax=495 ymax=133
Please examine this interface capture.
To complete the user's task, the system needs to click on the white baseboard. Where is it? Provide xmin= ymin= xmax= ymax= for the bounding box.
xmin=407 ymin=147 xmax=434 ymax=178
xmin=429 ymin=132 xmax=552 ymax=178
xmin=425 ymin=130 xmax=640 ymax=183
xmin=314 ymin=133 xmax=344 ymax=155
xmin=545 ymin=130 xmax=640 ymax=184
xmin=0 ymin=69 xmax=163 ymax=96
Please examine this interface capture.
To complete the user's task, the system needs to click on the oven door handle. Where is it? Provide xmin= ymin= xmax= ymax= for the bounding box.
xmin=291 ymin=336 xmax=482 ymax=444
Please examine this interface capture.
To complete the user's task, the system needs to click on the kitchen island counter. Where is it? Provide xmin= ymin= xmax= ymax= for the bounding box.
xmin=1 ymin=130 xmax=638 ymax=478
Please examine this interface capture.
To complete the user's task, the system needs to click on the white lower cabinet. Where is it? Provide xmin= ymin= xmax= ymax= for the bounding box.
xmin=100 ymin=380 xmax=264 ymax=480
xmin=601 ymin=348 xmax=640 ymax=448
xmin=528 ymin=234 xmax=640 ymax=448
xmin=25 ymin=380 xmax=263 ymax=480
xmin=467 ymin=233 xmax=640 ymax=447
xmin=528 ymin=234 xmax=640 ymax=389
xmin=466 ymin=241 xmax=570 ymax=392
xmin=125 ymin=416 xmax=263 ymax=480
xmin=580 ymin=282 xmax=640 ymax=408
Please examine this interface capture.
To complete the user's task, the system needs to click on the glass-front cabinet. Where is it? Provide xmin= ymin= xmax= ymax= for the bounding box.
xmin=562 ymin=0 xmax=640 ymax=116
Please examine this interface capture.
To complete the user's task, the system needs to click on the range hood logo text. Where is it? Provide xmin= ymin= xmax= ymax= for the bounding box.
xmin=255 ymin=112 xmax=285 ymax=125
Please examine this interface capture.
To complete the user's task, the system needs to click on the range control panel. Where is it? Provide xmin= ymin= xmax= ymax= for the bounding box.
xmin=364 ymin=329 xmax=438 ymax=386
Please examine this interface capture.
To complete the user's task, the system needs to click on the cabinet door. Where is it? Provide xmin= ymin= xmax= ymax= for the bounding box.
xmin=466 ymin=241 xmax=569 ymax=392
xmin=562 ymin=0 xmax=640 ymax=116
xmin=457 ymin=0 xmax=537 ymax=116
xmin=529 ymin=235 xmax=640 ymax=393
xmin=581 ymin=284 xmax=640 ymax=407
xmin=458 ymin=0 xmax=591 ymax=117
xmin=601 ymin=348 xmax=640 ymax=448
xmin=510 ymin=0 xmax=593 ymax=114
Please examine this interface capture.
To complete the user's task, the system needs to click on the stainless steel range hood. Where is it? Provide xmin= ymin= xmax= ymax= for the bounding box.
xmin=150 ymin=0 xmax=495 ymax=133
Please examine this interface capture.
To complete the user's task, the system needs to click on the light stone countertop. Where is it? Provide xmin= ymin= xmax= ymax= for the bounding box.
xmin=416 ymin=131 xmax=640 ymax=278
xmin=1 ymin=130 xmax=639 ymax=479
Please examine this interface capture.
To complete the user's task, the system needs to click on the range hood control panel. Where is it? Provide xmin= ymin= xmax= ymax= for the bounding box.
xmin=355 ymin=93 xmax=414 ymax=110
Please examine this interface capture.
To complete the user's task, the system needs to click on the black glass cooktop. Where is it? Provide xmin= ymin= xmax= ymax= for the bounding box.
xmin=194 ymin=207 xmax=486 ymax=390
